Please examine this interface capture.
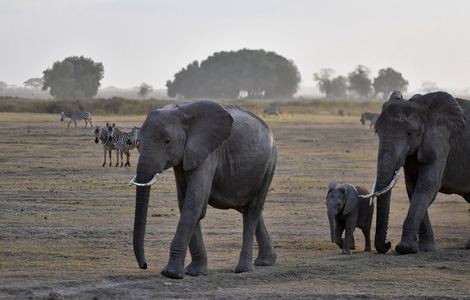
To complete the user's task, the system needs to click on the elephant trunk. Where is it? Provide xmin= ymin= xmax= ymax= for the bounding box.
xmin=374 ymin=151 xmax=396 ymax=254
xmin=133 ymin=158 xmax=160 ymax=269
xmin=133 ymin=185 xmax=150 ymax=269
xmin=327 ymin=209 xmax=336 ymax=243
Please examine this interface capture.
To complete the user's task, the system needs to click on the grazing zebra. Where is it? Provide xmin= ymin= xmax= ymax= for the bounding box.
xmin=61 ymin=111 xmax=93 ymax=128
xmin=107 ymin=124 xmax=140 ymax=167
xmin=263 ymin=106 xmax=280 ymax=118
xmin=94 ymin=123 xmax=117 ymax=167
xmin=360 ymin=112 xmax=380 ymax=129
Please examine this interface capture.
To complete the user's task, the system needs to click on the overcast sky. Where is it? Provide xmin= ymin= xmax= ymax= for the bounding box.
xmin=1 ymin=0 xmax=470 ymax=91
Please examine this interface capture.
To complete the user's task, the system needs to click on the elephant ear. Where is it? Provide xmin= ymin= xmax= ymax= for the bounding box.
xmin=180 ymin=101 xmax=233 ymax=171
xmin=343 ymin=185 xmax=358 ymax=215
xmin=328 ymin=179 xmax=337 ymax=192
xmin=416 ymin=92 xmax=465 ymax=163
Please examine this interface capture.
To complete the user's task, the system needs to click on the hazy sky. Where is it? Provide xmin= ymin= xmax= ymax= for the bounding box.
xmin=1 ymin=0 xmax=470 ymax=91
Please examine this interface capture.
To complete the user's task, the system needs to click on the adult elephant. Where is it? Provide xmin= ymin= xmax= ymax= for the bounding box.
xmin=373 ymin=91 xmax=470 ymax=254
xmin=129 ymin=101 xmax=277 ymax=279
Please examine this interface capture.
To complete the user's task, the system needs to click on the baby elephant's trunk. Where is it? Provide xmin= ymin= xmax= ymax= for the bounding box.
xmin=327 ymin=209 xmax=336 ymax=243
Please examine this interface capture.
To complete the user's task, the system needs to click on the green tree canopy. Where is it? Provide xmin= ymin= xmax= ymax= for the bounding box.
xmin=166 ymin=49 xmax=300 ymax=99
xmin=42 ymin=56 xmax=104 ymax=100
xmin=24 ymin=78 xmax=44 ymax=90
xmin=313 ymin=68 xmax=348 ymax=98
xmin=348 ymin=65 xmax=372 ymax=98
xmin=373 ymin=67 xmax=408 ymax=98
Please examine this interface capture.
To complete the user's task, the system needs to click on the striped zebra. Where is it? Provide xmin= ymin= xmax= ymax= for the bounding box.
xmin=107 ymin=124 xmax=140 ymax=167
xmin=94 ymin=123 xmax=117 ymax=167
xmin=360 ymin=112 xmax=380 ymax=129
xmin=61 ymin=111 xmax=93 ymax=128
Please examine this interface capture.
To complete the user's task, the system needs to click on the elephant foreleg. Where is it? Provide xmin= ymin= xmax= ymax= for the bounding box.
xmin=342 ymin=217 xmax=357 ymax=255
xmin=334 ymin=219 xmax=345 ymax=250
xmin=161 ymin=161 xmax=215 ymax=279
xmin=396 ymin=161 xmax=445 ymax=255
xmin=234 ymin=206 xmax=260 ymax=273
xmin=254 ymin=214 xmax=276 ymax=266
xmin=404 ymin=163 xmax=436 ymax=252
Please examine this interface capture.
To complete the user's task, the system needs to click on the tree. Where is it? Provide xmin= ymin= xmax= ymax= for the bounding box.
xmin=42 ymin=56 xmax=104 ymax=100
xmin=24 ymin=78 xmax=44 ymax=96
xmin=373 ymin=67 xmax=408 ymax=99
xmin=348 ymin=65 xmax=372 ymax=98
xmin=166 ymin=49 xmax=300 ymax=99
xmin=0 ymin=81 xmax=7 ymax=91
xmin=313 ymin=68 xmax=348 ymax=98
xmin=137 ymin=82 xmax=153 ymax=99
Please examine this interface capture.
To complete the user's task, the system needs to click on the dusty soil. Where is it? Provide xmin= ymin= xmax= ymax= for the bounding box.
xmin=0 ymin=112 xmax=469 ymax=299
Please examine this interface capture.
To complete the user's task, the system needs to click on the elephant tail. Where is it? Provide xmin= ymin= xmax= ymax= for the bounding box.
xmin=254 ymin=142 xmax=277 ymax=213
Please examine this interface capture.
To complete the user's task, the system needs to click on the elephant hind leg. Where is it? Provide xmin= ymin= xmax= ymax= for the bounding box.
xmin=234 ymin=206 xmax=259 ymax=273
xmin=254 ymin=214 xmax=276 ymax=266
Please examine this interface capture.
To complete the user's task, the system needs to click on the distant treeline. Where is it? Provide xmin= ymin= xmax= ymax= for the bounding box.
xmin=0 ymin=96 xmax=382 ymax=116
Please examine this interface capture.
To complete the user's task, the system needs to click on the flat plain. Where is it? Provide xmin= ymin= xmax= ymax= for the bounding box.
xmin=1 ymin=111 xmax=469 ymax=299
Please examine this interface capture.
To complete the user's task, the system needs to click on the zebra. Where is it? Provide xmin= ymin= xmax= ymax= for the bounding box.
xmin=360 ymin=112 xmax=380 ymax=129
xmin=107 ymin=124 xmax=140 ymax=167
xmin=94 ymin=123 xmax=117 ymax=167
xmin=61 ymin=111 xmax=93 ymax=128
xmin=263 ymin=106 xmax=280 ymax=118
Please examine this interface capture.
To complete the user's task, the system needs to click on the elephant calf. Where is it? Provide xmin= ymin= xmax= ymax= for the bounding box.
xmin=326 ymin=180 xmax=373 ymax=254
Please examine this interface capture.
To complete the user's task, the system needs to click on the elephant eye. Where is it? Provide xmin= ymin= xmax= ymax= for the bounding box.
xmin=406 ymin=131 xmax=412 ymax=137
xmin=164 ymin=139 xmax=170 ymax=145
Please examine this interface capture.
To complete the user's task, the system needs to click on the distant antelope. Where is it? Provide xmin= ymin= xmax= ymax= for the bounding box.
xmin=107 ymin=124 xmax=140 ymax=167
xmin=360 ymin=112 xmax=380 ymax=129
xmin=263 ymin=106 xmax=281 ymax=118
xmin=61 ymin=111 xmax=92 ymax=128
xmin=94 ymin=123 xmax=117 ymax=167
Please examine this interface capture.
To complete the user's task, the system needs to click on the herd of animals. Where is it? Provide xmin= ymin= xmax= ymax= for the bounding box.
xmin=59 ymin=90 xmax=470 ymax=279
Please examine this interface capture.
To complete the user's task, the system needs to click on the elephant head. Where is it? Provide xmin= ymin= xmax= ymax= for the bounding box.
xmin=326 ymin=180 xmax=359 ymax=243
xmin=373 ymin=91 xmax=465 ymax=253
xmin=129 ymin=101 xmax=233 ymax=269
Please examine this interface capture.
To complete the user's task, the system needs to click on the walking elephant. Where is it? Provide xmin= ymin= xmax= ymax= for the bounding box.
xmin=129 ymin=101 xmax=277 ymax=279
xmin=373 ymin=91 xmax=470 ymax=254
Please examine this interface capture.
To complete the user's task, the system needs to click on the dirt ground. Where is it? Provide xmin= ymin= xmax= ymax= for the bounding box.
xmin=0 ymin=112 xmax=469 ymax=299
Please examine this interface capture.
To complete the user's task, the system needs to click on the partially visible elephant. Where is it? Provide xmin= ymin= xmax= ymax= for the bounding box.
xmin=129 ymin=101 xmax=277 ymax=279
xmin=373 ymin=91 xmax=470 ymax=254
xmin=326 ymin=180 xmax=373 ymax=254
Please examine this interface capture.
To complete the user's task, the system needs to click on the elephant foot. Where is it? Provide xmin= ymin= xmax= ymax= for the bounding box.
xmin=102 ymin=162 xmax=106 ymax=167
xmin=234 ymin=262 xmax=254 ymax=273
xmin=254 ymin=252 xmax=276 ymax=266
xmin=185 ymin=262 xmax=208 ymax=276
xmin=465 ymin=238 xmax=470 ymax=250
xmin=161 ymin=264 xmax=184 ymax=279
xmin=115 ymin=163 xmax=119 ymax=167
xmin=395 ymin=240 xmax=418 ymax=255
xmin=364 ymin=245 xmax=371 ymax=252
xmin=335 ymin=239 xmax=343 ymax=250
xmin=418 ymin=241 xmax=435 ymax=252
xmin=109 ymin=162 xmax=112 ymax=167
xmin=341 ymin=249 xmax=351 ymax=255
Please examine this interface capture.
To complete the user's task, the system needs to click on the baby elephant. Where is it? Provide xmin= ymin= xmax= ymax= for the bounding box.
xmin=326 ymin=180 xmax=373 ymax=254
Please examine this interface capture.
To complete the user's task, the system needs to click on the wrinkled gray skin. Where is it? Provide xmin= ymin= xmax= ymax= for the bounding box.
xmin=374 ymin=91 xmax=470 ymax=254
xmin=326 ymin=180 xmax=373 ymax=254
xmin=133 ymin=101 xmax=277 ymax=279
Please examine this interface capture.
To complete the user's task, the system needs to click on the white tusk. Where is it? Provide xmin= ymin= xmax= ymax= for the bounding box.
xmin=358 ymin=169 xmax=401 ymax=206
xmin=129 ymin=173 xmax=160 ymax=187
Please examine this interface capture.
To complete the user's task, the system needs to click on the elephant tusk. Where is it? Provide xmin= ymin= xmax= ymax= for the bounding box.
xmin=359 ymin=169 xmax=401 ymax=205
xmin=129 ymin=173 xmax=160 ymax=187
